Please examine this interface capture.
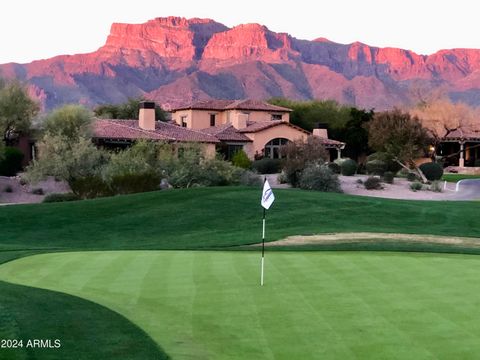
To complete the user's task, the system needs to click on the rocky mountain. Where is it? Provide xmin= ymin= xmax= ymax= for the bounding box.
xmin=3 ymin=16 xmax=480 ymax=111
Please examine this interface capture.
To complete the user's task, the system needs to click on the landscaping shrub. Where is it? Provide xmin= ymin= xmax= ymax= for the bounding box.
xmin=298 ymin=165 xmax=342 ymax=193
xmin=3 ymin=185 xmax=13 ymax=193
xmin=407 ymin=172 xmax=418 ymax=182
xmin=30 ymin=187 xmax=44 ymax=195
xmin=410 ymin=181 xmax=423 ymax=191
xmin=326 ymin=162 xmax=341 ymax=174
xmin=419 ymin=162 xmax=444 ymax=181
xmin=429 ymin=180 xmax=443 ymax=193
xmin=0 ymin=147 xmax=24 ymax=176
xmin=251 ymin=158 xmax=282 ymax=174
xmin=43 ymin=193 xmax=80 ymax=203
xmin=239 ymin=170 xmax=262 ymax=187
xmin=70 ymin=176 xmax=112 ymax=199
xmin=231 ymin=150 xmax=251 ymax=169
xmin=367 ymin=152 xmax=402 ymax=173
xmin=109 ymin=172 xmax=161 ymax=195
xmin=365 ymin=160 xmax=387 ymax=176
xmin=382 ymin=171 xmax=395 ymax=184
xmin=364 ymin=176 xmax=382 ymax=190
xmin=340 ymin=159 xmax=357 ymax=176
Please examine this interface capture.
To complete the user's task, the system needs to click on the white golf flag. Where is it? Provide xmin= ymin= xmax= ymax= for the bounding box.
xmin=261 ymin=179 xmax=275 ymax=210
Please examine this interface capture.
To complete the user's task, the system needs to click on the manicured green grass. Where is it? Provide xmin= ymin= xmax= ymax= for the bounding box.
xmin=442 ymin=173 xmax=480 ymax=182
xmin=0 ymin=280 xmax=168 ymax=360
xmin=1 ymin=187 xmax=480 ymax=253
xmin=2 ymin=250 xmax=480 ymax=359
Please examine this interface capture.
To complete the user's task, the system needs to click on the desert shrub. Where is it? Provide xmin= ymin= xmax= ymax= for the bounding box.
xmin=109 ymin=172 xmax=161 ymax=195
xmin=3 ymin=185 xmax=13 ymax=193
xmin=419 ymin=162 xmax=443 ymax=181
xmin=326 ymin=162 xmax=341 ymax=174
xmin=232 ymin=150 xmax=252 ymax=169
xmin=367 ymin=152 xmax=402 ymax=173
xmin=410 ymin=181 xmax=423 ymax=191
xmin=0 ymin=147 xmax=24 ymax=176
xmin=340 ymin=159 xmax=357 ymax=176
xmin=364 ymin=176 xmax=382 ymax=190
xmin=239 ymin=170 xmax=262 ymax=186
xmin=280 ymin=136 xmax=328 ymax=186
xmin=198 ymin=158 xmax=242 ymax=186
xmin=356 ymin=178 xmax=363 ymax=184
xmin=382 ymin=171 xmax=395 ymax=184
xmin=298 ymin=165 xmax=342 ymax=192
xmin=30 ymin=187 xmax=44 ymax=195
xmin=366 ymin=160 xmax=387 ymax=176
xmin=406 ymin=172 xmax=418 ymax=182
xmin=252 ymin=158 xmax=282 ymax=174
xmin=277 ymin=171 xmax=288 ymax=184
xmin=70 ymin=176 xmax=112 ymax=199
xmin=429 ymin=180 xmax=443 ymax=193
xmin=43 ymin=193 xmax=80 ymax=203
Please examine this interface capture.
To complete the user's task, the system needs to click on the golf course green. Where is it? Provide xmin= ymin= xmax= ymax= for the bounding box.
xmin=1 ymin=187 xmax=480 ymax=359
xmin=2 ymin=250 xmax=480 ymax=359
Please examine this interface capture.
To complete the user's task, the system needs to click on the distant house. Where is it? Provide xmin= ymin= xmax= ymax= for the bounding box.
xmin=93 ymin=100 xmax=345 ymax=160
xmin=170 ymin=99 xmax=345 ymax=160
xmin=438 ymin=128 xmax=480 ymax=168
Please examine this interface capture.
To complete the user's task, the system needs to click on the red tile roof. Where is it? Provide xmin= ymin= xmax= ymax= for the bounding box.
xmin=237 ymin=121 xmax=310 ymax=135
xmin=200 ymin=124 xmax=252 ymax=142
xmin=93 ymin=119 xmax=219 ymax=143
xmin=171 ymin=99 xmax=292 ymax=112
xmin=444 ymin=128 xmax=480 ymax=141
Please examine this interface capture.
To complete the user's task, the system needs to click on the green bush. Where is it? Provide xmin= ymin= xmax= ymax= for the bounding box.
xmin=419 ymin=162 xmax=444 ymax=181
xmin=109 ymin=172 xmax=161 ymax=195
xmin=410 ymin=181 xmax=423 ymax=192
xmin=340 ymin=159 xmax=357 ymax=176
xmin=365 ymin=160 xmax=387 ymax=176
xmin=0 ymin=147 xmax=24 ymax=176
xmin=252 ymin=158 xmax=282 ymax=174
xmin=429 ymin=181 xmax=443 ymax=193
xmin=30 ymin=188 xmax=44 ymax=195
xmin=326 ymin=162 xmax=341 ymax=174
xmin=367 ymin=152 xmax=402 ymax=173
xmin=43 ymin=193 xmax=80 ymax=203
xmin=364 ymin=177 xmax=382 ymax=190
xmin=239 ymin=170 xmax=262 ymax=187
xmin=406 ymin=172 xmax=418 ymax=182
xmin=232 ymin=150 xmax=252 ymax=169
xmin=382 ymin=171 xmax=395 ymax=184
xmin=70 ymin=176 xmax=112 ymax=199
xmin=298 ymin=165 xmax=342 ymax=192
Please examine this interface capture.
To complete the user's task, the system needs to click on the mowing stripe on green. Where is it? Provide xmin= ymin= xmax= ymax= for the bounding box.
xmin=2 ymin=251 xmax=480 ymax=359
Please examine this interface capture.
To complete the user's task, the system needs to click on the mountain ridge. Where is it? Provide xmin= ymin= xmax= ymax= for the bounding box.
xmin=2 ymin=16 xmax=480 ymax=110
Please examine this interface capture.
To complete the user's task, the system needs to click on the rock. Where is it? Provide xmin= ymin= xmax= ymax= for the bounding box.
xmin=160 ymin=178 xmax=172 ymax=190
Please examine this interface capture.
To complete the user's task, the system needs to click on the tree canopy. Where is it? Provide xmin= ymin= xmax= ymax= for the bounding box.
xmin=368 ymin=109 xmax=430 ymax=180
xmin=0 ymin=80 xmax=39 ymax=145
xmin=94 ymin=97 xmax=167 ymax=121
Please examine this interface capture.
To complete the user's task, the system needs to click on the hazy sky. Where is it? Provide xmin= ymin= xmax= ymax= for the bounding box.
xmin=1 ymin=0 xmax=478 ymax=64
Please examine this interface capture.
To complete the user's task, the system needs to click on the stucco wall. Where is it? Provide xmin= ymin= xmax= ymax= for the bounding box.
xmin=228 ymin=110 xmax=289 ymax=123
xmin=244 ymin=124 xmax=308 ymax=158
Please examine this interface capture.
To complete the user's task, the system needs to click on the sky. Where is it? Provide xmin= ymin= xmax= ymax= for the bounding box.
xmin=1 ymin=0 xmax=479 ymax=64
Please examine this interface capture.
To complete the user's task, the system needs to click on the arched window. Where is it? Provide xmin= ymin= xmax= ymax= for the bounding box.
xmin=264 ymin=138 xmax=289 ymax=159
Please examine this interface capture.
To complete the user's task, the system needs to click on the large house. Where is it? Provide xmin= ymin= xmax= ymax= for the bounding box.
xmin=93 ymin=100 xmax=345 ymax=160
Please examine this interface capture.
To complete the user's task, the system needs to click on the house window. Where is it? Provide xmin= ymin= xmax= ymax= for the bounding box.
xmin=264 ymin=138 xmax=289 ymax=159
xmin=210 ymin=114 xmax=216 ymax=127
xmin=181 ymin=116 xmax=187 ymax=128
xmin=271 ymin=114 xmax=283 ymax=121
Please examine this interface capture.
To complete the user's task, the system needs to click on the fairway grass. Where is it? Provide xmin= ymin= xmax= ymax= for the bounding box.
xmin=2 ymin=251 xmax=480 ymax=359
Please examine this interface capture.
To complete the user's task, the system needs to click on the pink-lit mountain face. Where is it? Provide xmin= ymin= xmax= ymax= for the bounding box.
xmin=3 ymin=16 xmax=480 ymax=111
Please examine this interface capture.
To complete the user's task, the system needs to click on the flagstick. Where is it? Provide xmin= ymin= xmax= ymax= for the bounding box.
xmin=261 ymin=207 xmax=266 ymax=286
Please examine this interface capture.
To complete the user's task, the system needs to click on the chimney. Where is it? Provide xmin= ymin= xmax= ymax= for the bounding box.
xmin=313 ymin=122 xmax=328 ymax=139
xmin=139 ymin=101 xmax=156 ymax=130
xmin=232 ymin=113 xmax=248 ymax=129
